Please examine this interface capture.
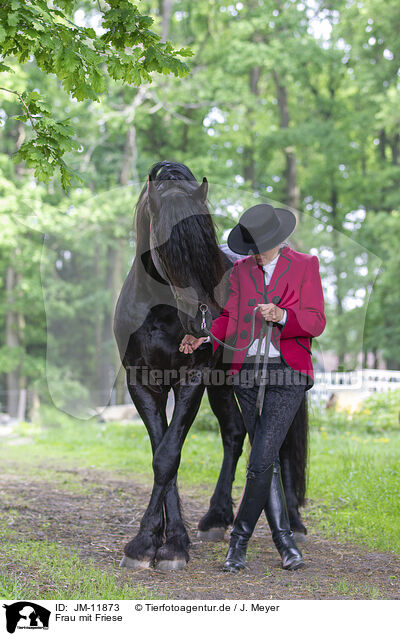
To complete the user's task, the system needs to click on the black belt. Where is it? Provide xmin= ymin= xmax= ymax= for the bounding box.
xmin=244 ymin=355 xmax=281 ymax=364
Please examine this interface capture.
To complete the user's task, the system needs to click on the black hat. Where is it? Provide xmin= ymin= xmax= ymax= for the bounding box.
xmin=227 ymin=203 xmax=296 ymax=255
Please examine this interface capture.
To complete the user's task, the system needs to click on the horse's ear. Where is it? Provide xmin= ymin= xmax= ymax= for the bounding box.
xmin=193 ymin=177 xmax=208 ymax=203
xmin=147 ymin=174 xmax=161 ymax=212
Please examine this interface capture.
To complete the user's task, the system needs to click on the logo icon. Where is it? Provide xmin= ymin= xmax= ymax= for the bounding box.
xmin=2 ymin=602 xmax=51 ymax=634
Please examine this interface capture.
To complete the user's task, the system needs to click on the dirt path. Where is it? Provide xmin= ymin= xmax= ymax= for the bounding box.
xmin=1 ymin=465 xmax=399 ymax=599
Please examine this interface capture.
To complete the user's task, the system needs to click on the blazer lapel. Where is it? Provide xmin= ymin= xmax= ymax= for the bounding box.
xmin=249 ymin=259 xmax=265 ymax=299
xmin=266 ymin=246 xmax=292 ymax=300
xmin=248 ymin=246 xmax=292 ymax=302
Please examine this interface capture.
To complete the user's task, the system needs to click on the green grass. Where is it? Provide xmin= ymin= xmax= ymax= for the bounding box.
xmin=307 ymin=428 xmax=400 ymax=553
xmin=334 ymin=579 xmax=383 ymax=599
xmin=0 ymin=523 xmax=156 ymax=601
xmin=0 ymin=401 xmax=399 ymax=572
xmin=0 ymin=571 xmax=31 ymax=599
xmin=0 ymin=415 xmax=248 ymax=488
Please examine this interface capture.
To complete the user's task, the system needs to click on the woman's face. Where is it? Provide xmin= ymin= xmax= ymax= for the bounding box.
xmin=254 ymin=244 xmax=281 ymax=266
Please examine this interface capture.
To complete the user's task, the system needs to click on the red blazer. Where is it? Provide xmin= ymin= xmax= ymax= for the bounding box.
xmin=210 ymin=246 xmax=326 ymax=388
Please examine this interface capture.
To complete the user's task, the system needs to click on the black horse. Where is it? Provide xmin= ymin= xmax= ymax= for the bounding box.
xmin=114 ymin=160 xmax=308 ymax=571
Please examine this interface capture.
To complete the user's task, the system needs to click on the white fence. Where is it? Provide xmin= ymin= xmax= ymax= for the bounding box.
xmin=309 ymin=368 xmax=400 ymax=406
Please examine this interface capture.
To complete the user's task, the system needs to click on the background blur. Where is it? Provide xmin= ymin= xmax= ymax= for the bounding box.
xmin=1 ymin=0 xmax=400 ymax=419
xmin=1 ymin=1 xmax=399 ymax=602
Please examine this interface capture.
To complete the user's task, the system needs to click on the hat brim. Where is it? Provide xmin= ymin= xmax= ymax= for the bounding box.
xmin=227 ymin=207 xmax=297 ymax=255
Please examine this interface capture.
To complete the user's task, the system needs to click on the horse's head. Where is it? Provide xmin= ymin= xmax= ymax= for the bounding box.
xmin=138 ymin=161 xmax=224 ymax=337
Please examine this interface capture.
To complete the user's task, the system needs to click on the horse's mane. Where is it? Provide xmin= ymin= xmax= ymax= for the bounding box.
xmin=135 ymin=161 xmax=226 ymax=304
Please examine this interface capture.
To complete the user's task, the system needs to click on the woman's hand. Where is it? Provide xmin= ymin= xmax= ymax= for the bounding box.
xmin=179 ymin=334 xmax=208 ymax=354
xmin=257 ymin=303 xmax=285 ymax=322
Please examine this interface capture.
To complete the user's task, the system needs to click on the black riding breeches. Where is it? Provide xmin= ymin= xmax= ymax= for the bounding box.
xmin=233 ymin=356 xmax=308 ymax=476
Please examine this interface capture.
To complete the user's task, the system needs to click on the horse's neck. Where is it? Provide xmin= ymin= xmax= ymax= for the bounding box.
xmin=130 ymin=232 xmax=234 ymax=312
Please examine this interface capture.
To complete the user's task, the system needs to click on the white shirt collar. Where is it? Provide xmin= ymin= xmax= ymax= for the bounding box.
xmin=262 ymin=253 xmax=280 ymax=271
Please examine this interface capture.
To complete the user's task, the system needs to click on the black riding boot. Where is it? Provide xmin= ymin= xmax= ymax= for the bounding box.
xmin=223 ymin=464 xmax=274 ymax=573
xmin=264 ymin=464 xmax=305 ymax=570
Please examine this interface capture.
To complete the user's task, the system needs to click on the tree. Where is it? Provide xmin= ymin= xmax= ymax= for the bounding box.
xmin=0 ymin=0 xmax=192 ymax=189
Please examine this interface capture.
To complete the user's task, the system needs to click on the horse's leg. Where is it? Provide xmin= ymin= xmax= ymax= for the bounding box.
xmin=279 ymin=394 xmax=308 ymax=540
xmin=153 ymin=475 xmax=189 ymax=571
xmin=197 ymin=384 xmax=246 ymax=541
xmin=120 ymin=381 xmax=169 ymax=569
xmin=153 ymin=381 xmax=205 ymax=570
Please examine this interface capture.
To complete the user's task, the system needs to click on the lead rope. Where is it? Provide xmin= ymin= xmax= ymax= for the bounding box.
xmin=200 ymin=303 xmax=266 ymax=352
xmin=150 ymin=238 xmax=275 ymax=414
xmin=200 ymin=304 xmax=273 ymax=416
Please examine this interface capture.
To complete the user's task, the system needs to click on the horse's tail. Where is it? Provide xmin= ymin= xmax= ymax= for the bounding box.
xmin=282 ymin=392 xmax=309 ymax=506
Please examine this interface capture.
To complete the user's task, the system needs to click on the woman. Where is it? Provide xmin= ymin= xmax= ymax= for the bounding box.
xmin=180 ymin=203 xmax=326 ymax=572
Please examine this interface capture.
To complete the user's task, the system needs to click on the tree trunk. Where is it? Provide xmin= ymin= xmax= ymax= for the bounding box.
xmin=390 ymin=132 xmax=399 ymax=166
xmin=5 ymin=124 xmax=27 ymax=418
xmin=16 ymin=286 xmax=26 ymax=420
xmin=111 ymin=126 xmax=139 ymax=404
xmin=6 ymin=267 xmax=19 ymax=416
xmin=385 ymin=356 xmax=400 ymax=370
xmin=120 ymin=125 xmax=139 ymax=186
xmin=243 ymin=65 xmax=261 ymax=187
xmin=330 ymin=184 xmax=347 ymax=371
xmin=272 ymin=71 xmax=300 ymax=211
xmin=379 ymin=129 xmax=386 ymax=161
xmin=94 ymin=239 xmax=107 ymax=402
xmin=112 ymin=242 xmax=126 ymax=404
xmin=361 ymin=346 xmax=366 ymax=368
xmin=100 ymin=242 xmax=126 ymax=405
xmin=161 ymin=0 xmax=174 ymax=42
xmin=5 ymin=267 xmax=26 ymax=418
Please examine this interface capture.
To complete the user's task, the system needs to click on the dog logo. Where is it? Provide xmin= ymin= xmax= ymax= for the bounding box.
xmin=2 ymin=602 xmax=50 ymax=634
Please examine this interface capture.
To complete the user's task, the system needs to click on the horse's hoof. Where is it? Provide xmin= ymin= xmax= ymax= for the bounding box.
xmin=154 ymin=558 xmax=187 ymax=572
xmin=293 ymin=531 xmax=307 ymax=544
xmin=197 ymin=527 xmax=226 ymax=542
xmin=119 ymin=555 xmax=153 ymax=569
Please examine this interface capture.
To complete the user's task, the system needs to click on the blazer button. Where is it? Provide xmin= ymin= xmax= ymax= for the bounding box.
xmin=244 ymin=314 xmax=251 ymax=323
xmin=240 ymin=330 xmax=248 ymax=339
xmin=248 ymin=298 xmax=257 ymax=306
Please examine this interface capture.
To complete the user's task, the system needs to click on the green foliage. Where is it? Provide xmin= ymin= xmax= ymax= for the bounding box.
xmin=35 ymin=403 xmax=84 ymax=429
xmin=1 ymin=0 xmax=400 ymax=418
xmin=192 ymin=395 xmax=219 ymax=432
xmin=0 ymin=0 xmax=192 ymax=189
xmin=357 ymin=389 xmax=400 ymax=432
xmin=311 ymin=389 xmax=400 ymax=434
xmin=10 ymin=89 xmax=82 ymax=189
